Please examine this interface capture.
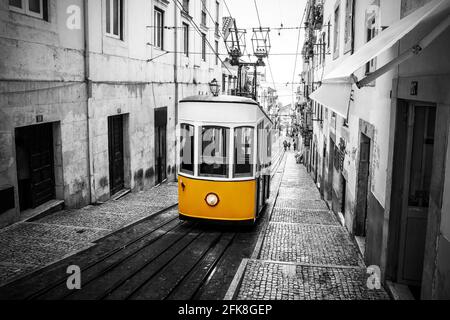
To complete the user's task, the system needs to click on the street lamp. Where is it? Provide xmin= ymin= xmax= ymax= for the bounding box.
xmin=209 ymin=78 xmax=220 ymax=96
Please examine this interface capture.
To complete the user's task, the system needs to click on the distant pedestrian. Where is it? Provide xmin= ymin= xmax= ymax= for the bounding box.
xmin=288 ymin=142 xmax=291 ymax=150
xmin=293 ymin=142 xmax=297 ymax=151
xmin=283 ymin=140 xmax=288 ymax=151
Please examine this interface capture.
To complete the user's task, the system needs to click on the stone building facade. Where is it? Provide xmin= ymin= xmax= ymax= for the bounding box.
xmin=300 ymin=0 xmax=450 ymax=299
xmin=0 ymin=0 xmax=224 ymax=227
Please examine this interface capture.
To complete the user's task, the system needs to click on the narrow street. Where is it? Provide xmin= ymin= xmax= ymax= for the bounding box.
xmin=2 ymin=0 xmax=450 ymax=302
xmin=227 ymin=152 xmax=389 ymax=300
xmin=0 ymin=153 xmax=285 ymax=300
xmin=0 ymin=151 xmax=388 ymax=300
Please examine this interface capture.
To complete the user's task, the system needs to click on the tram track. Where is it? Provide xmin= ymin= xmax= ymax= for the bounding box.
xmin=39 ymin=218 xmax=192 ymax=300
xmin=4 ymin=205 xmax=181 ymax=300
xmin=0 ymin=150 xmax=287 ymax=301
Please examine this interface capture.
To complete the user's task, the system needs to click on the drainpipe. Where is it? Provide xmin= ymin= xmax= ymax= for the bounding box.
xmin=173 ymin=1 xmax=179 ymax=180
xmin=84 ymin=0 xmax=95 ymax=203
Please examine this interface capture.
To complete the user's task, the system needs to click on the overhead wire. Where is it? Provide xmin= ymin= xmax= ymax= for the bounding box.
xmin=223 ymin=0 xmax=233 ymax=17
xmin=291 ymin=3 xmax=308 ymax=104
xmin=252 ymin=0 xmax=278 ymax=93
xmin=146 ymin=25 xmax=311 ymax=31
xmin=201 ymin=0 xmax=227 ymax=41
xmin=172 ymin=0 xmax=233 ymax=75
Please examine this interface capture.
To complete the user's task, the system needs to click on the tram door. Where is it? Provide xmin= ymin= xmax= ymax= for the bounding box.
xmin=155 ymin=107 xmax=167 ymax=185
xmin=256 ymin=122 xmax=265 ymax=213
xmin=265 ymin=129 xmax=271 ymax=200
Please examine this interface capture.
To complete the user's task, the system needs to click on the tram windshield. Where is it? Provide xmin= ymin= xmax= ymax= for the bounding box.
xmin=180 ymin=124 xmax=194 ymax=174
xmin=234 ymin=127 xmax=254 ymax=178
xmin=199 ymin=126 xmax=230 ymax=178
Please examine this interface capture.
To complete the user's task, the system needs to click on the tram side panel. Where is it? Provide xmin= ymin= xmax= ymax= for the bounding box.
xmin=178 ymin=176 xmax=257 ymax=222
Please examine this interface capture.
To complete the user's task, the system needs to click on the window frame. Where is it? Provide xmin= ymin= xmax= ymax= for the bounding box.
xmin=215 ymin=1 xmax=220 ymax=36
xmin=365 ymin=15 xmax=377 ymax=74
xmin=201 ymin=32 xmax=207 ymax=61
xmin=215 ymin=40 xmax=219 ymax=65
xmin=333 ymin=4 xmax=340 ymax=60
xmin=154 ymin=6 xmax=165 ymax=50
xmin=201 ymin=0 xmax=207 ymax=26
xmin=198 ymin=126 xmax=230 ymax=178
xmin=182 ymin=0 xmax=189 ymax=14
xmin=180 ymin=123 xmax=195 ymax=175
xmin=182 ymin=22 xmax=189 ymax=57
xmin=344 ymin=0 xmax=354 ymax=54
xmin=105 ymin=0 xmax=124 ymax=40
xmin=9 ymin=0 xmax=44 ymax=19
xmin=233 ymin=126 xmax=255 ymax=178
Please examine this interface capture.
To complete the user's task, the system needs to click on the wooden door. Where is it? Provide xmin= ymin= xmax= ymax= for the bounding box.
xmin=27 ymin=124 xmax=55 ymax=208
xmin=355 ymin=134 xmax=370 ymax=236
xmin=16 ymin=124 xmax=55 ymax=209
xmin=398 ymin=104 xmax=436 ymax=286
xmin=328 ymin=139 xmax=335 ymax=201
xmin=108 ymin=115 xmax=125 ymax=196
xmin=155 ymin=108 xmax=167 ymax=185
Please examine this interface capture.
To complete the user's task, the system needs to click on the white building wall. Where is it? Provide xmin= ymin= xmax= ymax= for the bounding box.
xmin=0 ymin=0 xmax=224 ymax=226
xmin=0 ymin=0 xmax=88 ymax=227
xmin=311 ymin=0 xmax=401 ymax=232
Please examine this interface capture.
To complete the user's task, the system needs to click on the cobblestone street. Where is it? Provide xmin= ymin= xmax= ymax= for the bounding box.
xmin=229 ymin=152 xmax=390 ymax=300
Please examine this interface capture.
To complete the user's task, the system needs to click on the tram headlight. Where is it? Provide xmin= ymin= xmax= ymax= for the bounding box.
xmin=205 ymin=193 xmax=219 ymax=207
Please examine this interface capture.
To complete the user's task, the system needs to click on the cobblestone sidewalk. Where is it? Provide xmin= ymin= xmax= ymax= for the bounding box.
xmin=230 ymin=152 xmax=389 ymax=300
xmin=0 ymin=183 xmax=178 ymax=287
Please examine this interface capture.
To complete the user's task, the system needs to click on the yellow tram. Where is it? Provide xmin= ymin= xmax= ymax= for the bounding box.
xmin=177 ymin=95 xmax=273 ymax=224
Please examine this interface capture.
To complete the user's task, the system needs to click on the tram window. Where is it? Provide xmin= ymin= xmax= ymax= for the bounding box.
xmin=234 ymin=127 xmax=254 ymax=177
xmin=199 ymin=126 xmax=230 ymax=178
xmin=180 ymin=123 xmax=194 ymax=174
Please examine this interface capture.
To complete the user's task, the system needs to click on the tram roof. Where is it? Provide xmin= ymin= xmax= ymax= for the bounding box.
xmin=179 ymin=95 xmax=272 ymax=124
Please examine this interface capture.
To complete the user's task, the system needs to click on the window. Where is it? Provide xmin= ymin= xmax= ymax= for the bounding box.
xmin=182 ymin=0 xmax=189 ymax=14
xmin=215 ymin=40 xmax=219 ymax=65
xmin=222 ymin=74 xmax=226 ymax=92
xmin=331 ymin=112 xmax=337 ymax=129
xmin=180 ymin=124 xmax=194 ymax=174
xmin=326 ymin=18 xmax=331 ymax=52
xmin=234 ymin=127 xmax=254 ymax=178
xmin=201 ymin=0 xmax=207 ymax=26
xmin=9 ymin=0 xmax=46 ymax=19
xmin=106 ymin=0 xmax=124 ymax=39
xmin=333 ymin=5 xmax=340 ymax=59
xmin=201 ymin=32 xmax=207 ymax=61
xmin=199 ymin=127 xmax=230 ymax=178
xmin=154 ymin=7 xmax=164 ymax=49
xmin=366 ymin=16 xmax=377 ymax=74
xmin=182 ymin=23 xmax=189 ymax=57
xmin=321 ymin=33 xmax=326 ymax=63
xmin=344 ymin=0 xmax=354 ymax=53
xmin=215 ymin=1 xmax=220 ymax=36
